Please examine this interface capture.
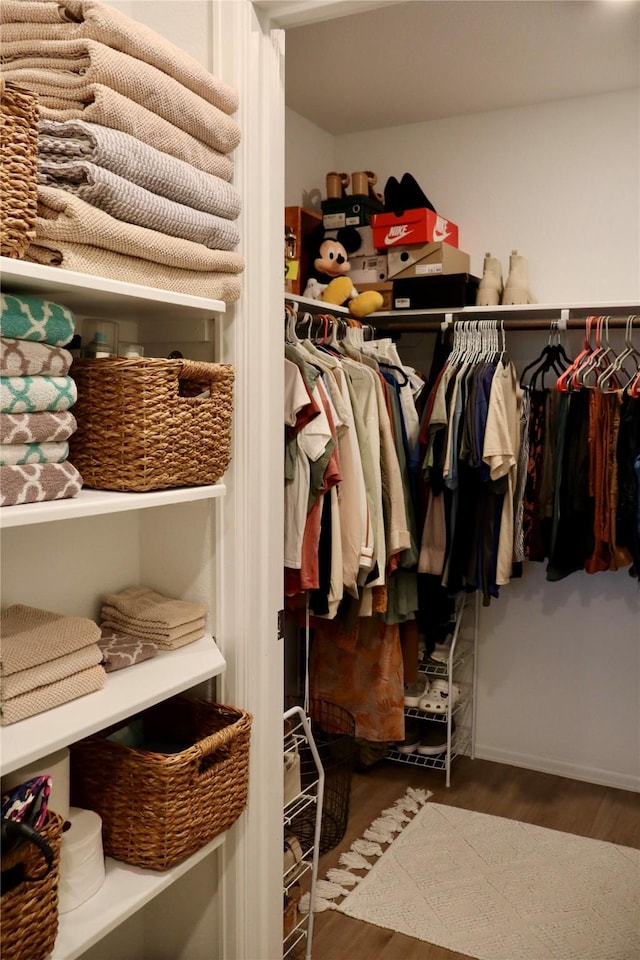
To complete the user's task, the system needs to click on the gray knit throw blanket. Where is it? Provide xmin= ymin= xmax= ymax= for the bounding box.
xmin=37 ymin=161 xmax=240 ymax=251
xmin=38 ymin=119 xmax=240 ymax=211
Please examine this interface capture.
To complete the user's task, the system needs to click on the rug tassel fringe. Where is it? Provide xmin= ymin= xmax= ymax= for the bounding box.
xmin=299 ymin=892 xmax=338 ymax=914
xmin=307 ymin=788 xmax=434 ymax=914
xmin=351 ymin=839 xmax=383 ymax=857
xmin=339 ymin=849 xmax=373 ymax=870
xmin=326 ymin=867 xmax=360 ymax=887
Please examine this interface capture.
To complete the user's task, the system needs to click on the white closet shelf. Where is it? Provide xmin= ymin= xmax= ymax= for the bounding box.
xmin=285 ymin=291 xmax=349 ymax=314
xmin=52 ymin=833 xmax=226 ymax=960
xmin=1 ymin=257 xmax=226 ymax=320
xmin=369 ymin=300 xmax=640 ymax=324
xmin=0 ymin=634 xmax=225 ymax=776
xmin=0 ymin=484 xmax=227 ymax=529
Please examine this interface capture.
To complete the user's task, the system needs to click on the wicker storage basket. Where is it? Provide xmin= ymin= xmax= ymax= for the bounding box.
xmin=0 ymin=78 xmax=39 ymax=259
xmin=69 ymin=357 xmax=234 ymax=492
xmin=0 ymin=811 xmax=65 ymax=960
xmin=69 ymin=697 xmax=252 ymax=871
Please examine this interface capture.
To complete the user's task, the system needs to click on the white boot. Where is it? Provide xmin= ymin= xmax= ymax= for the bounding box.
xmin=502 ymin=250 xmax=537 ymax=304
xmin=476 ymin=252 xmax=503 ymax=307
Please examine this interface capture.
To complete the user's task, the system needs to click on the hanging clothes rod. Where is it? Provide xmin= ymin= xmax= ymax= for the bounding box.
xmin=373 ymin=314 xmax=637 ymax=333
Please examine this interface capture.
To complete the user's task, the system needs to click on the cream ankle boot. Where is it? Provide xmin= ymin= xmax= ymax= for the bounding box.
xmin=476 ymin=252 xmax=503 ymax=307
xmin=502 ymin=250 xmax=537 ymax=304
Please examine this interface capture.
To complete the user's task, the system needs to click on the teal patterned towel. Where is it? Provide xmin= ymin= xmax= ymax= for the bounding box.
xmin=0 ymin=293 xmax=76 ymax=347
xmin=0 ymin=441 xmax=69 ymax=466
xmin=0 ymin=375 xmax=77 ymax=413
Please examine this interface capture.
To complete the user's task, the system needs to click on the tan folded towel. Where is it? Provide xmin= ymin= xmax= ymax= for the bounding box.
xmin=1 ymin=642 xmax=104 ymax=699
xmin=1 ymin=663 xmax=105 ymax=725
xmin=100 ymin=620 xmax=204 ymax=652
xmin=25 ymin=242 xmax=243 ymax=303
xmin=101 ymin=585 xmax=206 ymax=628
xmin=1 ymin=37 xmax=240 ymax=154
xmin=100 ymin=612 xmax=205 ymax=643
xmin=34 ymin=186 xmax=245 ymax=275
xmin=0 ymin=0 xmax=239 ymax=115
xmin=0 ymin=604 xmax=101 ymax=675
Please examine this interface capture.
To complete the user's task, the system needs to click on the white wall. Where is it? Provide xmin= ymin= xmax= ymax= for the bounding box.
xmin=285 ymin=90 xmax=640 ymax=791
xmin=285 ymin=106 xmax=335 ymax=211
xmin=334 ymin=90 xmax=640 ymax=302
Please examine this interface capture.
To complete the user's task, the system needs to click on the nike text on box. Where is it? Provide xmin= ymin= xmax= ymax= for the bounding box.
xmin=387 ymin=241 xmax=470 ymax=279
xmin=371 ymin=208 xmax=459 ymax=250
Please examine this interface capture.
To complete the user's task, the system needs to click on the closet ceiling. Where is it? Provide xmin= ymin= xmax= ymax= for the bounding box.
xmin=281 ymin=0 xmax=640 ymax=135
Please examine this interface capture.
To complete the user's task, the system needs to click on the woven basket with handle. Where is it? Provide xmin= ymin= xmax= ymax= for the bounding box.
xmin=69 ymin=698 xmax=252 ymax=871
xmin=0 ymin=78 xmax=39 ymax=260
xmin=69 ymin=356 xmax=234 ymax=491
xmin=0 ymin=811 xmax=65 ymax=960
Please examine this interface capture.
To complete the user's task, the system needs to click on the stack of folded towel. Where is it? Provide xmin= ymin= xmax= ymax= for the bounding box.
xmin=0 ymin=291 xmax=83 ymax=506
xmin=0 ymin=0 xmax=244 ymax=303
xmin=0 ymin=604 xmax=105 ymax=725
xmin=100 ymin=586 xmax=207 ymax=651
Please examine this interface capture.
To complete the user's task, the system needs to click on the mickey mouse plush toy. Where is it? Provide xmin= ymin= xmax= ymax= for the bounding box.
xmin=303 ymin=224 xmax=383 ymax=318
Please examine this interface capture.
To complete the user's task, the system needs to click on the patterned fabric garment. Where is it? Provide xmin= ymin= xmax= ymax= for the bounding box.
xmin=0 ymin=337 xmax=73 ymax=377
xmin=0 ymin=292 xmax=76 ymax=346
xmin=0 ymin=461 xmax=82 ymax=506
xmin=0 ymin=410 xmax=77 ymax=443
xmin=0 ymin=375 xmax=77 ymax=414
xmin=522 ymin=389 xmax=546 ymax=561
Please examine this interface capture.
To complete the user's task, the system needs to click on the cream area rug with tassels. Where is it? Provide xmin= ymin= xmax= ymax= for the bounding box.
xmin=302 ymin=788 xmax=640 ymax=960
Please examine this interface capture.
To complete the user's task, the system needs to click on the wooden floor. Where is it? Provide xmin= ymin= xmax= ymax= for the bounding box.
xmin=304 ymin=756 xmax=640 ymax=960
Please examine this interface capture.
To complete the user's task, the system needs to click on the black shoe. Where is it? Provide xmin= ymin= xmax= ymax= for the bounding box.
xmin=398 ymin=172 xmax=436 ymax=212
xmin=383 ymin=175 xmax=403 ymax=213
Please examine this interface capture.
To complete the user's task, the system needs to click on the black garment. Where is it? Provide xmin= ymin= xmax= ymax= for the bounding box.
xmin=616 ymin=393 xmax=640 ymax=580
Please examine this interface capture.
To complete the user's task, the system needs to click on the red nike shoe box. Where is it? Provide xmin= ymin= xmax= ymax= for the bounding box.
xmin=371 ymin=208 xmax=459 ymax=250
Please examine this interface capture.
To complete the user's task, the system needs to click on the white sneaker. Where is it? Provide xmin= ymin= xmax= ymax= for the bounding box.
xmin=418 ymin=679 xmax=461 ymax=715
xmin=404 ymin=679 xmax=428 ymax=707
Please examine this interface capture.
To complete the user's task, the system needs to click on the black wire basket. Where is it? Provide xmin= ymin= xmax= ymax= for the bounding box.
xmin=287 ymin=698 xmax=355 ymax=855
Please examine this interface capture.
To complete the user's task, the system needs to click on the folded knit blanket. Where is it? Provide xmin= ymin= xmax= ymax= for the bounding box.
xmin=99 ymin=619 xmax=204 ymax=652
xmin=1 ymin=642 xmax=103 ymax=700
xmin=101 ymin=585 xmax=206 ymax=628
xmin=39 ymin=118 xmax=237 ymax=203
xmin=1 ymin=374 xmax=77 ymax=413
xmin=0 ymin=460 xmax=82 ymax=506
xmin=0 ymin=604 xmax=102 ymax=675
xmin=1 ymin=292 xmax=75 ymax=346
xmin=23 ymin=84 xmax=231 ymax=179
xmin=0 ymin=410 xmax=77 ymax=443
xmin=1 ymin=337 xmax=72 ymax=377
xmin=34 ymin=186 xmax=245 ymax=275
xmin=1 ymin=664 xmax=105 ymax=725
xmin=25 ymin=242 xmax=243 ymax=304
xmin=37 ymin=161 xmax=240 ymax=251
xmin=1 ymin=38 xmax=241 ymax=155
xmin=98 ymin=626 xmax=157 ymax=673
xmin=0 ymin=440 xmax=69 ymax=465
xmin=0 ymin=0 xmax=239 ymax=115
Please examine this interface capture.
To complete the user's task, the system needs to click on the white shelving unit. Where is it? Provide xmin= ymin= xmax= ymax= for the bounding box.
xmin=388 ymin=594 xmax=478 ymax=788
xmin=283 ymin=706 xmax=324 ymax=960
xmin=0 ymin=260 xmax=233 ymax=960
